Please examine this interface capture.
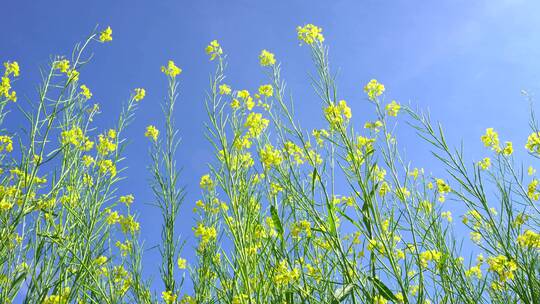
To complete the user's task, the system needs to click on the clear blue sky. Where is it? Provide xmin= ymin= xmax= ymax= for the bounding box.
xmin=2 ymin=0 xmax=540 ymax=296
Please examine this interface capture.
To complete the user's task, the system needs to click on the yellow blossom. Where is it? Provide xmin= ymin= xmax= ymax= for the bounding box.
xmin=296 ymin=24 xmax=324 ymax=44
xmin=363 ymin=79 xmax=385 ymax=101
xmin=119 ymin=194 xmax=134 ymax=206
xmin=525 ymin=131 xmax=540 ymax=154
xmin=0 ymin=136 xmax=13 ymax=153
xmin=205 ymin=40 xmax=223 ymax=60
xmin=373 ymin=295 xmax=388 ymax=304
xmin=177 ymin=257 xmax=187 ymax=269
xmin=502 ymin=141 xmax=513 ymax=156
xmin=385 ymin=100 xmax=401 ymax=117
xmin=80 ymin=84 xmax=92 ymax=99
xmin=259 ymin=49 xmax=276 ymax=66
xmin=4 ymin=61 xmax=20 ymax=77
xmin=193 ymin=223 xmax=217 ymax=247
xmin=162 ymin=291 xmax=177 ymax=304
xmin=244 ymin=112 xmax=269 ymax=138
xmin=145 ymin=125 xmax=159 ymax=141
xmin=260 ymin=144 xmax=282 ymax=169
xmin=199 ymin=174 xmax=214 ymax=190
xmin=134 ymin=88 xmax=145 ymax=101
xmin=258 ymin=84 xmax=273 ymax=97
xmin=441 ymin=211 xmax=453 ymax=222
xmin=487 ymin=255 xmax=517 ymax=282
xmin=219 ymin=84 xmax=231 ymax=95
xmin=481 ymin=128 xmax=501 ymax=152
xmin=161 ymin=60 xmax=182 ymax=77
xmin=478 ymin=157 xmax=491 ymax=170
xmin=517 ymin=230 xmax=540 ymax=249
xmin=324 ymin=100 xmax=352 ymax=127
xmin=99 ymin=26 xmax=113 ymax=42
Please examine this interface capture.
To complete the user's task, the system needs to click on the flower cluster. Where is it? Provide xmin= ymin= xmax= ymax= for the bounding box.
xmin=296 ymin=24 xmax=324 ymax=44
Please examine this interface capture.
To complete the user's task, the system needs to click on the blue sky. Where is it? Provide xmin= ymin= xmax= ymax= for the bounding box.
xmin=2 ymin=0 xmax=540 ymax=296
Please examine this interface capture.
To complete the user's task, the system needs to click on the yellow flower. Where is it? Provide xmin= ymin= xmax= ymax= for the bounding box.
xmin=470 ymin=231 xmax=482 ymax=244
xmin=106 ymin=210 xmax=120 ymax=225
xmin=528 ymin=166 xmax=536 ymax=176
xmin=244 ymin=112 xmax=269 ymax=138
xmin=119 ymin=214 xmax=140 ymax=234
xmin=0 ymin=135 xmax=13 ymax=153
xmin=177 ymin=257 xmax=187 ymax=269
xmin=296 ymin=24 xmax=324 ymax=44
xmin=97 ymin=132 xmax=117 ymax=156
xmin=481 ymin=128 xmax=501 ymax=152
xmin=4 ymin=61 xmax=20 ymax=77
xmin=487 ymin=255 xmax=517 ymax=282
xmin=80 ymin=84 xmax=92 ymax=99
xmin=441 ymin=211 xmax=452 ymax=222
xmin=0 ymin=199 xmax=13 ymax=211
xmin=373 ymin=295 xmax=388 ymax=304
xmin=419 ymin=250 xmax=442 ymax=268
xmin=525 ymin=131 xmax=540 ymax=154
xmin=0 ymin=76 xmax=16 ymax=102
xmin=324 ymin=100 xmax=352 ymax=128
xmin=134 ymin=88 xmax=145 ymax=101
xmin=199 ymin=174 xmax=214 ymax=190
xmin=99 ymin=26 xmax=113 ymax=42
xmin=478 ymin=157 xmax=491 ymax=170
xmin=161 ymin=60 xmax=182 ymax=77
xmin=258 ymin=84 xmax=273 ymax=97
xmin=435 ymin=178 xmax=451 ymax=202
xmin=528 ymin=179 xmax=539 ymax=200
xmin=119 ymin=194 xmax=134 ymax=206
xmin=98 ymin=159 xmax=117 ymax=177
xmin=259 ymin=49 xmax=276 ymax=66
xmin=273 ymin=259 xmax=300 ymax=287
xmin=363 ymin=79 xmax=385 ymax=101
xmin=193 ymin=223 xmax=217 ymax=247
xmin=145 ymin=125 xmax=159 ymax=142
xmin=162 ymin=291 xmax=177 ymax=304
xmin=205 ymin=40 xmax=223 ymax=60
xmin=54 ymin=59 xmax=70 ymax=73
xmin=517 ymin=230 xmax=540 ymax=249
xmin=502 ymin=141 xmax=513 ymax=156
xmin=385 ymin=100 xmax=401 ymax=117
xmin=219 ymin=84 xmax=231 ymax=95
xmin=260 ymin=144 xmax=282 ymax=169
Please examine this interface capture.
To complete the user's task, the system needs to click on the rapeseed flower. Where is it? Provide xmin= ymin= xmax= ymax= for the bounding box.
xmin=4 ymin=61 xmax=20 ymax=77
xmin=258 ymin=84 xmax=273 ymax=97
xmin=80 ymin=84 xmax=92 ymax=99
xmin=99 ymin=26 xmax=113 ymax=42
xmin=205 ymin=40 xmax=223 ymax=60
xmin=134 ymin=88 xmax=145 ymax=101
xmin=364 ymin=79 xmax=385 ymax=101
xmin=487 ymin=255 xmax=517 ymax=282
xmin=478 ymin=157 xmax=491 ymax=170
xmin=385 ymin=100 xmax=400 ymax=117
xmin=161 ymin=60 xmax=182 ymax=77
xmin=0 ymin=136 xmax=13 ymax=153
xmin=260 ymin=144 xmax=282 ymax=169
xmin=481 ymin=128 xmax=501 ymax=153
xmin=219 ymin=84 xmax=231 ymax=95
xmin=162 ymin=291 xmax=177 ymax=304
xmin=259 ymin=49 xmax=276 ymax=66
xmin=525 ymin=131 xmax=540 ymax=154
xmin=244 ymin=112 xmax=269 ymax=138
xmin=199 ymin=174 xmax=214 ymax=190
xmin=145 ymin=125 xmax=159 ymax=141
xmin=297 ymin=24 xmax=324 ymax=44
xmin=517 ymin=230 xmax=540 ymax=248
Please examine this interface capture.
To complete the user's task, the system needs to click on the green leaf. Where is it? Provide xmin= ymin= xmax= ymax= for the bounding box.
xmin=369 ymin=276 xmax=397 ymax=301
xmin=270 ymin=205 xmax=284 ymax=238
